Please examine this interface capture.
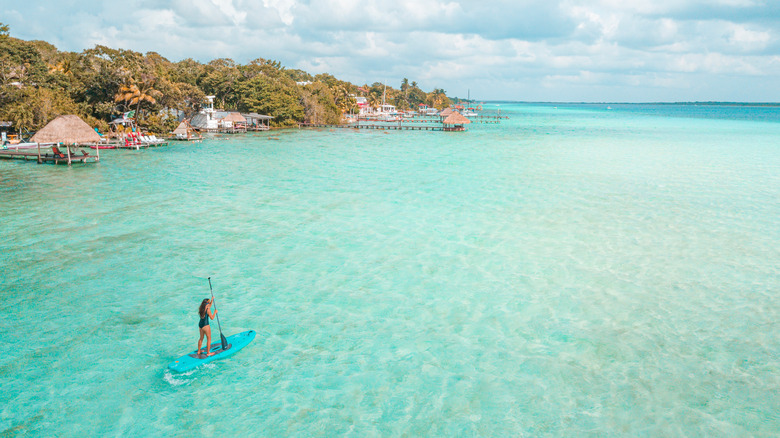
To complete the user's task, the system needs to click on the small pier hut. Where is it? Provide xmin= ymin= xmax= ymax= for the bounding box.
xmin=29 ymin=115 xmax=101 ymax=164
xmin=442 ymin=112 xmax=471 ymax=132
xmin=170 ymin=120 xmax=202 ymax=141
xmin=243 ymin=113 xmax=273 ymax=131
xmin=439 ymin=108 xmax=455 ymax=119
xmin=221 ymin=112 xmax=247 ymax=132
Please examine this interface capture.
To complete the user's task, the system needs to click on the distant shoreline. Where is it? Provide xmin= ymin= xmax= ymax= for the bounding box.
xmin=483 ymin=101 xmax=780 ymax=107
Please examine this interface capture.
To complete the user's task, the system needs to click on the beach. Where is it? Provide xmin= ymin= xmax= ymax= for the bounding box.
xmin=2 ymin=103 xmax=779 ymax=435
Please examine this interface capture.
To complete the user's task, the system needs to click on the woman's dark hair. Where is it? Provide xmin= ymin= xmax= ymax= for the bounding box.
xmin=199 ymin=298 xmax=210 ymax=318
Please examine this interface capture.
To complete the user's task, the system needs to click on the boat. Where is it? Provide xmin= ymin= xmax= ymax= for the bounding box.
xmin=372 ymin=82 xmax=400 ymax=121
xmin=418 ymin=104 xmax=439 ymax=116
xmin=168 ymin=330 xmax=256 ymax=372
xmin=461 ymin=89 xmax=479 ymax=117
xmin=462 ymin=108 xmax=479 ymax=117
xmin=2 ymin=142 xmax=41 ymax=150
xmin=375 ymin=104 xmax=399 ymax=121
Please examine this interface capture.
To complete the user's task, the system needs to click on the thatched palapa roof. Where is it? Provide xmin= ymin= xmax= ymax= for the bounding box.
xmin=439 ymin=108 xmax=454 ymax=117
xmin=443 ymin=112 xmax=471 ymax=125
xmin=31 ymin=115 xmax=101 ymax=144
xmin=222 ymin=112 xmax=247 ymax=123
xmin=172 ymin=121 xmax=191 ymax=135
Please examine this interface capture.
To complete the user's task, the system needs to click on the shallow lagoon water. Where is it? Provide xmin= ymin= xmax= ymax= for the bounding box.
xmin=2 ymin=103 xmax=779 ymax=435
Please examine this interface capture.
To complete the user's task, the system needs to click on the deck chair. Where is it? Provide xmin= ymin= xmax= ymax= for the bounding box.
xmin=51 ymin=145 xmax=66 ymax=158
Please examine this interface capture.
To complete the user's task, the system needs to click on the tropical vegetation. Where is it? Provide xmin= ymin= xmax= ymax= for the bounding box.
xmin=0 ymin=23 xmax=452 ymax=134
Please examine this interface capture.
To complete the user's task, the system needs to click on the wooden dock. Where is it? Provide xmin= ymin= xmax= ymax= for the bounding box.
xmin=468 ymin=116 xmax=505 ymax=124
xmin=301 ymin=122 xmax=445 ymax=131
xmin=114 ymin=141 xmax=169 ymax=150
xmin=0 ymin=148 xmax=97 ymax=164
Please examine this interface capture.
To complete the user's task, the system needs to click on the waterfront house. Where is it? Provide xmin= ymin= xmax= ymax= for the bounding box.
xmin=220 ymin=112 xmax=247 ymax=132
xmin=190 ymin=96 xmax=220 ymax=131
xmin=353 ymin=96 xmax=371 ymax=115
xmin=243 ymin=113 xmax=273 ymax=130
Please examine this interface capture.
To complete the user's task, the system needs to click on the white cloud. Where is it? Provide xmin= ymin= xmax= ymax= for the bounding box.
xmin=728 ymin=24 xmax=771 ymax=51
xmin=263 ymin=0 xmax=296 ymax=26
xmin=1 ymin=0 xmax=779 ymax=101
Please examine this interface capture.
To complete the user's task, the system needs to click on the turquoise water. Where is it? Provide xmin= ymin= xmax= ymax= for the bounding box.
xmin=2 ymin=103 xmax=779 ymax=436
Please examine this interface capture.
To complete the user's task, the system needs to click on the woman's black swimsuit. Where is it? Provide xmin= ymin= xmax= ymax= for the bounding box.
xmin=198 ymin=313 xmax=210 ymax=329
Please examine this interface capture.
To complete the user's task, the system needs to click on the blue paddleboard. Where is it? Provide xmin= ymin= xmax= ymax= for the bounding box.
xmin=168 ymin=330 xmax=256 ymax=372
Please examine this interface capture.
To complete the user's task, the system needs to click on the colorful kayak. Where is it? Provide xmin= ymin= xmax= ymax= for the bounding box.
xmin=168 ymin=330 xmax=256 ymax=372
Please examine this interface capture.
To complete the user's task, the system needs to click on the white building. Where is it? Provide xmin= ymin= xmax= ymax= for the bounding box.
xmin=190 ymin=96 xmax=220 ymax=131
xmin=353 ymin=96 xmax=371 ymax=115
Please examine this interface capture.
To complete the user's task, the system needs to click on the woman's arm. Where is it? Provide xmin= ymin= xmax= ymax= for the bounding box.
xmin=208 ymin=304 xmax=217 ymax=319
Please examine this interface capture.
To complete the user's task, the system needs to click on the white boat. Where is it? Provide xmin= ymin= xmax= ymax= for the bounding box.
xmin=418 ymin=104 xmax=438 ymax=116
xmin=462 ymin=90 xmax=479 ymax=117
xmin=2 ymin=142 xmax=41 ymax=150
xmin=374 ymin=104 xmax=399 ymax=120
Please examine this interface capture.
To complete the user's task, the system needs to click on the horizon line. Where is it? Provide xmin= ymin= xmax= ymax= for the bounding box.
xmin=468 ymin=101 xmax=780 ymax=106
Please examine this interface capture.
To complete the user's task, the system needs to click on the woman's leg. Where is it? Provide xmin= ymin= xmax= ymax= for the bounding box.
xmin=197 ymin=328 xmax=206 ymax=354
xmin=204 ymin=326 xmax=214 ymax=356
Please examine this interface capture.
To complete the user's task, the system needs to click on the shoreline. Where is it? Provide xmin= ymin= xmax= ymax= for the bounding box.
xmin=483 ymin=101 xmax=780 ymax=107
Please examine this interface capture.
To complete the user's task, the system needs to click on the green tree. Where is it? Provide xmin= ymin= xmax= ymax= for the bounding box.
xmin=299 ymin=82 xmax=340 ymax=124
xmin=427 ymin=88 xmax=450 ymax=109
xmin=113 ymin=77 xmax=162 ymax=120
xmin=72 ymin=45 xmax=146 ymax=120
xmin=157 ymin=80 xmax=204 ymax=118
xmin=0 ymin=36 xmax=50 ymax=89
xmin=237 ymin=75 xmax=304 ymax=126
xmin=331 ymin=84 xmax=356 ymax=115
xmin=286 ymin=69 xmax=313 ymax=83
xmin=200 ymin=58 xmax=241 ymax=109
xmin=171 ymin=58 xmax=205 ymax=86
xmin=0 ymin=86 xmax=82 ymax=132
xmin=0 ymin=30 xmax=458 ymax=131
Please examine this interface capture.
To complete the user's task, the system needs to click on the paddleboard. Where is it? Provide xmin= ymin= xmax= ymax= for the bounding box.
xmin=168 ymin=330 xmax=256 ymax=372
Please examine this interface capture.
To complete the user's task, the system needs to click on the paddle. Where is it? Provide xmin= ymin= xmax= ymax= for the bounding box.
xmin=207 ymin=276 xmax=229 ymax=351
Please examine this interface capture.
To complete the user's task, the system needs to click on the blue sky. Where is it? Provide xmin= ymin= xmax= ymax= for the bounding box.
xmin=2 ymin=0 xmax=779 ymax=102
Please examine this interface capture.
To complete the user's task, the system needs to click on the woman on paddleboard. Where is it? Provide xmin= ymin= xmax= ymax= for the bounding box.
xmin=197 ymin=298 xmax=218 ymax=356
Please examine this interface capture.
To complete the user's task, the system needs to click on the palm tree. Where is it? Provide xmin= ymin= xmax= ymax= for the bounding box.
xmin=331 ymin=84 xmax=354 ymax=114
xmin=114 ymin=80 xmax=162 ymax=120
xmin=48 ymin=59 xmax=72 ymax=75
xmin=367 ymin=93 xmax=381 ymax=111
xmin=428 ymin=88 xmax=448 ymax=109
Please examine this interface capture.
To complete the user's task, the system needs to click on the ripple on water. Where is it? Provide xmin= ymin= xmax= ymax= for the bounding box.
xmin=2 ymin=105 xmax=780 ymax=435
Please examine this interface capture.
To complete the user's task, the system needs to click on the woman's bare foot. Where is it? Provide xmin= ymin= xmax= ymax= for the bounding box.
xmin=206 ymin=352 xmax=215 ymax=357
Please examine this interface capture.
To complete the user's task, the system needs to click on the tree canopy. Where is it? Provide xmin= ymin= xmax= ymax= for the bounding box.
xmin=0 ymin=25 xmax=451 ymax=133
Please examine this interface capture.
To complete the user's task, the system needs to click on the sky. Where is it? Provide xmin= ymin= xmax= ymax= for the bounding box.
xmin=2 ymin=0 xmax=779 ymax=102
